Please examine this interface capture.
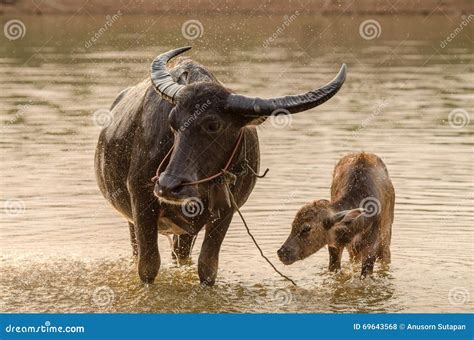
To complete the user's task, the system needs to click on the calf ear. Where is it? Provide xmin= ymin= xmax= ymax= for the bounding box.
xmin=333 ymin=208 xmax=364 ymax=224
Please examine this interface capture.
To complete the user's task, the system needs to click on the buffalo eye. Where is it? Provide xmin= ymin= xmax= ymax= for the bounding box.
xmin=300 ymin=223 xmax=312 ymax=236
xmin=202 ymin=119 xmax=222 ymax=134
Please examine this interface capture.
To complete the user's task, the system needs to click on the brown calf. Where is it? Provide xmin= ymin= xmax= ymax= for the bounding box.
xmin=277 ymin=152 xmax=395 ymax=277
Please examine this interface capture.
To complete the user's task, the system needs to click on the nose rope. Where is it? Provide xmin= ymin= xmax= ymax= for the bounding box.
xmin=151 ymin=144 xmax=175 ymax=183
xmin=151 ymin=128 xmax=268 ymax=185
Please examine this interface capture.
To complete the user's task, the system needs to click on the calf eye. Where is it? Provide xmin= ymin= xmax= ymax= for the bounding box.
xmin=300 ymin=224 xmax=312 ymax=236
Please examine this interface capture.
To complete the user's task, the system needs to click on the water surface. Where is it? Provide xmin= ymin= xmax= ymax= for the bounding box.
xmin=1 ymin=13 xmax=473 ymax=313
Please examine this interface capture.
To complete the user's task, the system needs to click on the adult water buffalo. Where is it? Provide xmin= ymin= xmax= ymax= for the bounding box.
xmin=94 ymin=46 xmax=346 ymax=285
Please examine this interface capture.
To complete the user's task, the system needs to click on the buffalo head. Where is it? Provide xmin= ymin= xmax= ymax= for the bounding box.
xmin=151 ymin=47 xmax=347 ymax=207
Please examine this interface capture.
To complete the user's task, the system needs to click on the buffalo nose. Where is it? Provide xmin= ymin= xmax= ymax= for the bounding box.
xmin=156 ymin=172 xmax=188 ymax=197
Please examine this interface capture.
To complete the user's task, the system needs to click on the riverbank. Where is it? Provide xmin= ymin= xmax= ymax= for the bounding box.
xmin=0 ymin=0 xmax=472 ymax=16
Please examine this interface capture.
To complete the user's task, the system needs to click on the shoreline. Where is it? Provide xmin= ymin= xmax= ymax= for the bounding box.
xmin=0 ymin=0 xmax=472 ymax=16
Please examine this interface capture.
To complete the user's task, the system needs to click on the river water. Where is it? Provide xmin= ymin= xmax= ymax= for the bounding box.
xmin=0 ymin=13 xmax=473 ymax=313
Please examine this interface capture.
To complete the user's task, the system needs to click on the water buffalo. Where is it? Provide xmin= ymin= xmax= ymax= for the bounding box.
xmin=277 ymin=152 xmax=394 ymax=277
xmin=95 ymin=46 xmax=347 ymax=285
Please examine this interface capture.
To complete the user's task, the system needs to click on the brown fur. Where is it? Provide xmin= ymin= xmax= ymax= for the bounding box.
xmin=278 ymin=152 xmax=395 ymax=277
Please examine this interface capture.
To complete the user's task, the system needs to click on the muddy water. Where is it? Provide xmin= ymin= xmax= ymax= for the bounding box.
xmin=0 ymin=14 xmax=473 ymax=313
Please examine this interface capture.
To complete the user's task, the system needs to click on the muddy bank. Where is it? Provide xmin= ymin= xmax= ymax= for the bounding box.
xmin=0 ymin=0 xmax=472 ymax=16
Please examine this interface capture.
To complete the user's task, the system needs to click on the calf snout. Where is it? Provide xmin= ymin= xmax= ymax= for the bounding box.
xmin=277 ymin=245 xmax=297 ymax=265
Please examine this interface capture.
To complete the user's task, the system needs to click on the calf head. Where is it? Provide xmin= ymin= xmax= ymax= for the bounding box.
xmin=151 ymin=47 xmax=347 ymax=211
xmin=278 ymin=200 xmax=363 ymax=265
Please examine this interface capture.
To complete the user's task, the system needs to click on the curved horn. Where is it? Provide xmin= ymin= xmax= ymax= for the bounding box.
xmin=150 ymin=46 xmax=192 ymax=104
xmin=225 ymin=64 xmax=347 ymax=116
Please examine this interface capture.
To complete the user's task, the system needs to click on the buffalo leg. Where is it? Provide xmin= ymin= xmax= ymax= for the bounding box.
xmin=361 ymin=255 xmax=376 ymax=278
xmin=172 ymin=234 xmax=196 ymax=261
xmin=128 ymin=221 xmax=138 ymax=257
xmin=131 ymin=195 xmax=160 ymax=284
xmin=328 ymin=246 xmax=343 ymax=272
xmin=198 ymin=212 xmax=233 ymax=286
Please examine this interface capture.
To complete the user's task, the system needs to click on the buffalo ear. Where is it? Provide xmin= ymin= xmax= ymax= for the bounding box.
xmin=177 ymin=71 xmax=189 ymax=85
xmin=333 ymin=208 xmax=365 ymax=224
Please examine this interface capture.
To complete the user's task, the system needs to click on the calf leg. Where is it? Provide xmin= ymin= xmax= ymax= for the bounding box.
xmin=172 ymin=234 xmax=196 ymax=261
xmin=379 ymin=223 xmax=392 ymax=264
xmin=128 ymin=221 xmax=138 ymax=257
xmin=198 ymin=212 xmax=233 ymax=286
xmin=379 ymin=244 xmax=391 ymax=264
xmin=328 ymin=246 xmax=343 ymax=271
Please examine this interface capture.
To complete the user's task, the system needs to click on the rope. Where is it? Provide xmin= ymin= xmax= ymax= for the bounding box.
xmin=151 ymin=129 xmax=245 ymax=185
xmin=152 ymin=127 xmax=293 ymax=284
xmin=224 ymin=180 xmax=297 ymax=286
